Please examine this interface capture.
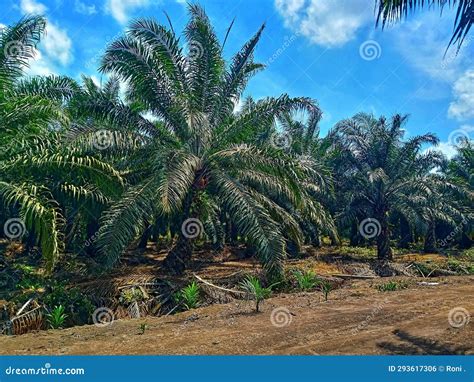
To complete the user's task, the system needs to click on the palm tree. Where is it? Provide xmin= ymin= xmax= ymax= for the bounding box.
xmin=274 ymin=107 xmax=338 ymax=247
xmin=73 ymin=5 xmax=322 ymax=279
xmin=376 ymin=0 xmax=473 ymax=52
xmin=447 ymin=139 xmax=474 ymax=190
xmin=333 ymin=113 xmax=451 ymax=261
xmin=442 ymin=140 xmax=474 ymax=248
xmin=0 ymin=16 xmax=122 ymax=272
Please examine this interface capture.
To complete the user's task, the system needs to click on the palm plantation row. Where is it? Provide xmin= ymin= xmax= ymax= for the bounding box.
xmin=0 ymin=7 xmax=472 ymax=284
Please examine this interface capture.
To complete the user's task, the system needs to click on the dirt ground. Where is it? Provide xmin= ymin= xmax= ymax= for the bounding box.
xmin=1 ymin=275 xmax=472 ymax=355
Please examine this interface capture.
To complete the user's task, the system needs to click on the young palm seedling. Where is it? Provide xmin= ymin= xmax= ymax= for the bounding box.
xmin=178 ymin=282 xmax=201 ymax=310
xmin=138 ymin=322 xmax=148 ymax=335
xmin=319 ymin=281 xmax=333 ymax=301
xmin=377 ymin=281 xmax=408 ymax=292
xmin=46 ymin=305 xmax=68 ymax=329
xmin=293 ymin=269 xmax=319 ymax=291
xmin=239 ymin=275 xmax=272 ymax=312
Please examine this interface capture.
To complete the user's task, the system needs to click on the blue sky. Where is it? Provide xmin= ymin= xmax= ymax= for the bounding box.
xmin=1 ymin=0 xmax=473 ymax=157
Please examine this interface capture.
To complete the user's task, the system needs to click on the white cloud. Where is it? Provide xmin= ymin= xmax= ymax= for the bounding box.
xmin=17 ymin=0 xmax=74 ymax=72
xmin=26 ymin=50 xmax=56 ymax=76
xmin=429 ymin=125 xmax=474 ymax=159
xmin=448 ymin=69 xmax=474 ymax=121
xmin=141 ymin=111 xmax=160 ymax=123
xmin=388 ymin=11 xmax=474 ymax=122
xmin=105 ymin=0 xmax=150 ymax=24
xmin=42 ymin=22 xmax=73 ymax=66
xmin=233 ymin=97 xmax=244 ymax=113
xmin=391 ymin=11 xmax=472 ymax=83
xmin=20 ymin=0 xmax=47 ymax=14
xmin=90 ymin=75 xmax=101 ymax=87
xmin=274 ymin=0 xmax=372 ymax=47
xmin=431 ymin=141 xmax=458 ymax=159
xmin=74 ymin=0 xmax=97 ymax=15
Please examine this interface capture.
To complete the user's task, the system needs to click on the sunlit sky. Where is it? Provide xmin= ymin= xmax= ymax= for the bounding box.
xmin=1 ymin=0 xmax=473 ymax=157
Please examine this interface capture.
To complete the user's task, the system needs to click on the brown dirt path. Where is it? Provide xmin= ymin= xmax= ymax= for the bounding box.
xmin=0 ymin=276 xmax=472 ymax=355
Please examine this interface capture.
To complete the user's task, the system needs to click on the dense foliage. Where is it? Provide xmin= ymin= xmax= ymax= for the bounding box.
xmin=0 ymin=7 xmax=472 ymax=282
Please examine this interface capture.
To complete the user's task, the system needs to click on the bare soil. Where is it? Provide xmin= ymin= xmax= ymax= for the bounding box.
xmin=1 ymin=275 xmax=472 ymax=355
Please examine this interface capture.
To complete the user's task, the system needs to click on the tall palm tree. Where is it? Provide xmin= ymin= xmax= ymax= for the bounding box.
xmin=0 ymin=16 xmax=122 ymax=272
xmin=73 ymin=5 xmax=322 ymax=279
xmin=333 ymin=113 xmax=454 ymax=261
xmin=376 ymin=0 xmax=473 ymax=52
xmin=442 ymin=140 xmax=474 ymax=247
xmin=275 ymin=107 xmax=338 ymax=247
xmin=447 ymin=139 xmax=474 ymax=190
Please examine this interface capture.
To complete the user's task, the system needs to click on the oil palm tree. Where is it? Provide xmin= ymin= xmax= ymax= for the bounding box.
xmin=274 ymin=107 xmax=338 ymax=247
xmin=333 ymin=113 xmax=454 ymax=261
xmin=447 ymin=139 xmax=474 ymax=190
xmin=0 ymin=16 xmax=122 ymax=272
xmin=442 ymin=140 xmax=474 ymax=247
xmin=376 ymin=0 xmax=473 ymax=52
xmin=73 ymin=5 xmax=322 ymax=279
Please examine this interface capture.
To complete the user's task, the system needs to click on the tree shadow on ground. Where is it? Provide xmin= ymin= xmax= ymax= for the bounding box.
xmin=377 ymin=329 xmax=471 ymax=355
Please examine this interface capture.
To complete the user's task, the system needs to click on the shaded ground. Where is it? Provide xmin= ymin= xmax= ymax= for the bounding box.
xmin=1 ymin=276 xmax=472 ymax=355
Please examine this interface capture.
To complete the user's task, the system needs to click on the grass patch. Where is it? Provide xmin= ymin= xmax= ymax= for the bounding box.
xmin=376 ymin=281 xmax=409 ymax=292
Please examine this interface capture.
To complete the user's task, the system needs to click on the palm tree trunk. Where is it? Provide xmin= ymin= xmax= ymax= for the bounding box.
xmin=376 ymin=215 xmax=392 ymax=260
xmin=138 ymin=223 xmax=151 ymax=249
xmin=350 ymin=220 xmax=363 ymax=246
xmin=286 ymin=240 xmax=299 ymax=258
xmin=311 ymin=227 xmax=321 ymax=247
xmin=423 ymin=220 xmax=437 ymax=253
xmin=398 ymin=216 xmax=412 ymax=249
xmin=162 ymin=233 xmax=194 ymax=275
xmin=162 ymin=193 xmax=195 ymax=275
